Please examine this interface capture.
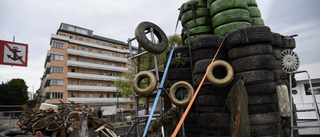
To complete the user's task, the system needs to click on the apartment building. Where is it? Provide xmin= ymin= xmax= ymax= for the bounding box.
xmin=40 ymin=23 xmax=135 ymax=112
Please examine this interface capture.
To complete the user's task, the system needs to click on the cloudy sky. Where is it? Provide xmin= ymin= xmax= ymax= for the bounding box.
xmin=0 ymin=0 xmax=319 ymax=92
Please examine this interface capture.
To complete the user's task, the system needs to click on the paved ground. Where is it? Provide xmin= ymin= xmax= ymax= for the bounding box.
xmin=0 ymin=119 xmax=20 ymax=132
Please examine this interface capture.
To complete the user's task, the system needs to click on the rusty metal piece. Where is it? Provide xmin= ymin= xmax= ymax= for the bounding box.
xmin=67 ymin=121 xmax=80 ymax=133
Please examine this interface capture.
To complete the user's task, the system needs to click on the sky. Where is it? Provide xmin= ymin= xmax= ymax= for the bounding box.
xmin=0 ymin=0 xmax=319 ymax=92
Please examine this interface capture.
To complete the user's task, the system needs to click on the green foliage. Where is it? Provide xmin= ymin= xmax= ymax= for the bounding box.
xmin=0 ymin=78 xmax=28 ymax=105
xmin=114 ymin=71 xmax=133 ymax=98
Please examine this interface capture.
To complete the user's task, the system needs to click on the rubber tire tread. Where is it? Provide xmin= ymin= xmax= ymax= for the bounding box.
xmin=197 ymin=83 xmax=231 ymax=96
xmin=185 ymin=17 xmax=212 ymax=29
xmin=197 ymin=106 xmax=230 ymax=113
xmin=231 ymin=54 xmax=276 ymax=73
xmin=192 ymin=35 xmax=225 ymax=51
xmin=247 ymin=0 xmax=258 ymax=6
xmin=280 ymin=36 xmax=296 ymax=49
xmin=192 ymin=48 xmax=228 ymax=63
xmin=212 ymin=9 xmax=251 ymax=29
xmin=234 ymin=70 xmax=274 ymax=84
xmin=272 ymin=47 xmax=282 ymax=60
xmin=180 ymin=1 xmax=207 ymax=14
xmin=248 ymin=103 xmax=277 ymax=114
xmin=250 ymin=123 xmax=280 ymax=136
xmin=214 ymin=21 xmax=251 ymax=36
xmin=167 ymin=67 xmax=192 ymax=80
xmin=249 ymin=112 xmax=281 ymax=125
xmin=251 ymin=17 xmax=265 ymax=26
xmin=183 ymin=25 xmax=213 ymax=36
xmin=248 ymin=6 xmax=261 ymax=18
xmin=209 ymin=0 xmax=248 ymax=16
xmin=225 ymin=26 xmax=272 ymax=49
xmin=271 ymin=32 xmax=282 ymax=47
xmin=201 ymin=126 xmax=231 ymax=136
xmin=228 ymin=44 xmax=273 ymax=60
xmin=181 ymin=8 xmax=210 ymax=26
xmin=245 ymin=82 xmax=277 ymax=95
xmin=274 ymin=69 xmax=288 ymax=80
xmin=197 ymin=95 xmax=227 ymax=106
xmin=199 ymin=113 xmax=231 ymax=127
xmin=248 ymin=94 xmax=277 ymax=105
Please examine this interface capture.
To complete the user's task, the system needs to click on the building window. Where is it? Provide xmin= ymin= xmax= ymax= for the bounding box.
xmin=117 ymin=54 xmax=121 ymax=57
xmin=113 ymin=94 xmax=116 ymax=98
xmin=99 ymin=94 xmax=103 ymax=98
xmin=79 ymin=38 xmax=83 ymax=41
xmin=51 ymin=66 xmax=63 ymax=73
xmin=107 ymin=94 xmax=110 ymax=98
xmin=106 ymin=83 xmax=110 ymax=86
xmin=304 ymin=83 xmax=320 ymax=95
xmin=111 ymin=53 xmax=115 ymax=56
xmin=98 ymin=72 xmax=102 ymax=75
xmin=98 ymin=61 xmax=102 ymax=64
xmin=97 ymin=83 xmax=103 ymax=86
xmin=80 ymin=59 xmax=85 ymax=62
xmin=88 ymin=60 xmax=92 ymax=63
xmin=89 ymin=82 xmax=93 ymax=86
xmin=98 ymin=51 xmax=102 ymax=54
xmin=81 ymin=81 xmax=86 ymax=85
xmin=88 ymin=49 xmax=92 ymax=52
xmin=102 ymin=43 xmax=106 ymax=46
xmin=104 ymin=62 xmax=109 ymax=65
xmin=51 ymin=79 xmax=63 ymax=85
xmin=71 ymin=93 xmax=76 ymax=98
xmin=51 ymin=54 xmax=63 ymax=61
xmin=118 ymin=74 xmax=122 ymax=77
xmin=81 ymin=48 xmax=85 ymax=51
xmin=89 ymin=70 xmax=93 ymax=74
xmin=130 ymin=104 xmax=134 ymax=109
xmin=71 ymin=69 xmax=76 ymax=72
xmin=71 ymin=57 xmax=76 ymax=61
xmin=112 ymin=63 xmax=115 ymax=66
xmin=117 ymin=64 xmax=122 ymax=67
xmin=96 ymin=41 xmax=100 ymax=45
xmin=51 ymin=92 xmax=63 ymax=99
xmin=58 ymin=33 xmax=66 ymax=36
xmin=90 ymin=93 xmax=93 ymax=98
xmin=114 ymin=46 xmax=118 ymax=49
xmin=109 ymin=44 xmax=113 ymax=47
xmin=71 ymin=80 xmax=76 ymax=85
xmin=105 ymin=52 xmax=109 ymax=55
xmin=82 ymin=93 xmax=86 ymax=97
xmin=87 ymin=39 xmax=90 ymax=43
xmin=111 ymin=73 xmax=116 ymax=76
xmin=70 ymin=36 xmax=74 ymax=39
xmin=81 ymin=70 xmax=85 ymax=73
xmin=71 ymin=46 xmax=75 ymax=49
xmin=52 ymin=41 xmax=64 ymax=49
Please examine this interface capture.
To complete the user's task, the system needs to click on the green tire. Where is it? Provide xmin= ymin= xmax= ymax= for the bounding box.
xmin=183 ymin=34 xmax=211 ymax=45
xmin=212 ymin=9 xmax=251 ymax=29
xmin=214 ymin=21 xmax=251 ymax=36
xmin=180 ymin=0 xmax=207 ymax=14
xmin=251 ymin=18 xmax=265 ymax=26
xmin=181 ymin=7 xmax=210 ymax=26
xmin=248 ymin=6 xmax=261 ymax=18
xmin=185 ymin=17 xmax=212 ymax=29
xmin=207 ymin=0 xmax=216 ymax=8
xmin=247 ymin=0 xmax=258 ymax=7
xmin=209 ymin=0 xmax=247 ymax=16
xmin=183 ymin=26 xmax=213 ymax=36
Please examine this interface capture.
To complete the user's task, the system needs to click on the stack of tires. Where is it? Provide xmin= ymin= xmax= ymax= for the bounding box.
xmin=209 ymin=0 xmax=252 ymax=36
xmin=226 ymin=26 xmax=283 ymax=136
xmin=179 ymin=0 xmax=212 ymax=45
xmin=192 ymin=35 xmax=232 ymax=136
xmin=247 ymin=0 xmax=265 ymax=26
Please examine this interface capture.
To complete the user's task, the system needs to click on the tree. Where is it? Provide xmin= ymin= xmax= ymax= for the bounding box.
xmin=0 ymin=78 xmax=28 ymax=105
xmin=115 ymin=34 xmax=182 ymax=98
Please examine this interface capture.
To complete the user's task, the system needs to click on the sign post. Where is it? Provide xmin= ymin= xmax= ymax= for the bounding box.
xmin=0 ymin=40 xmax=28 ymax=67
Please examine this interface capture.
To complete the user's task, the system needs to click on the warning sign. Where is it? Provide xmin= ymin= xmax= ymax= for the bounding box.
xmin=0 ymin=40 xmax=28 ymax=67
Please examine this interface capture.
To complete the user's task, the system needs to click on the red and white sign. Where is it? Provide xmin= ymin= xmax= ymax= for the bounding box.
xmin=0 ymin=40 xmax=28 ymax=67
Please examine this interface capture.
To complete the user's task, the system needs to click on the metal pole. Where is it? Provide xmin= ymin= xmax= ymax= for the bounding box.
xmin=306 ymin=72 xmax=320 ymax=130
xmin=289 ymin=73 xmax=294 ymax=137
xmin=121 ymin=104 xmax=124 ymax=125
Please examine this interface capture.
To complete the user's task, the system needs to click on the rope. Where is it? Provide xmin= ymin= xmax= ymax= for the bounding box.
xmin=141 ymin=107 xmax=180 ymax=136
xmin=142 ymin=48 xmax=175 ymax=137
xmin=171 ymin=35 xmax=226 ymax=137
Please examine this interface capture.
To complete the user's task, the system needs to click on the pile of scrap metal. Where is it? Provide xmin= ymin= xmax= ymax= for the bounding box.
xmin=14 ymin=100 xmax=118 ymax=137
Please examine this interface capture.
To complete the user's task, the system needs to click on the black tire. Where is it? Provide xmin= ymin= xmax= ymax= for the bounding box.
xmin=249 ymin=112 xmax=281 ymax=125
xmin=231 ymin=54 xmax=276 ymax=73
xmin=184 ymin=123 xmax=200 ymax=133
xmin=248 ymin=103 xmax=277 ymax=114
xmin=247 ymin=0 xmax=258 ymax=6
xmin=167 ymin=67 xmax=192 ymax=80
xmin=272 ymin=47 xmax=282 ymax=60
xmin=209 ymin=0 xmax=248 ymax=16
xmin=181 ymin=8 xmax=210 ymax=26
xmin=199 ymin=113 xmax=231 ymax=127
xmin=271 ymin=32 xmax=282 ymax=47
xmin=245 ymin=82 xmax=277 ymax=95
xmin=251 ymin=17 xmax=265 ymax=26
xmin=169 ymin=80 xmax=192 ymax=87
xmin=248 ymin=94 xmax=277 ymax=105
xmin=250 ymin=123 xmax=281 ymax=136
xmin=193 ymin=59 xmax=228 ymax=74
xmin=185 ymin=17 xmax=212 ymax=29
xmin=212 ymin=9 xmax=251 ymax=29
xmin=248 ymin=6 xmax=261 ymax=18
xmin=135 ymin=22 xmax=168 ymax=54
xmin=183 ymin=33 xmax=214 ymax=46
xmin=214 ymin=21 xmax=251 ymax=36
xmin=194 ymin=73 xmax=226 ymax=87
xmin=228 ymin=44 xmax=273 ymax=60
xmin=280 ymin=36 xmax=296 ymax=49
xmin=192 ymin=48 xmax=228 ymax=63
xmin=274 ymin=69 xmax=288 ymax=80
xmin=183 ymin=26 xmax=213 ymax=36
xmin=201 ymin=126 xmax=231 ymax=136
xmin=197 ymin=83 xmax=231 ymax=96
xmin=234 ymin=70 xmax=274 ymax=85
xmin=197 ymin=95 xmax=227 ymax=106
xmin=197 ymin=106 xmax=230 ymax=113
xmin=225 ymin=26 xmax=272 ymax=49
xmin=191 ymin=35 xmax=225 ymax=51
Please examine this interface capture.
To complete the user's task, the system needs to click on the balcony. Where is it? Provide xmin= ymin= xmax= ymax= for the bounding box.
xmin=67 ymin=97 xmax=130 ymax=104
xmin=43 ymin=62 xmax=51 ymax=76
xmin=67 ymin=60 xmax=128 ymax=72
xmin=67 ymin=85 xmax=116 ymax=92
xmin=43 ymin=87 xmax=50 ymax=95
xmin=67 ymin=72 xmax=122 ymax=81
xmin=67 ymin=49 xmax=128 ymax=63
xmin=43 ymin=74 xmax=51 ymax=87
xmin=51 ymin=34 xmax=130 ymax=53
